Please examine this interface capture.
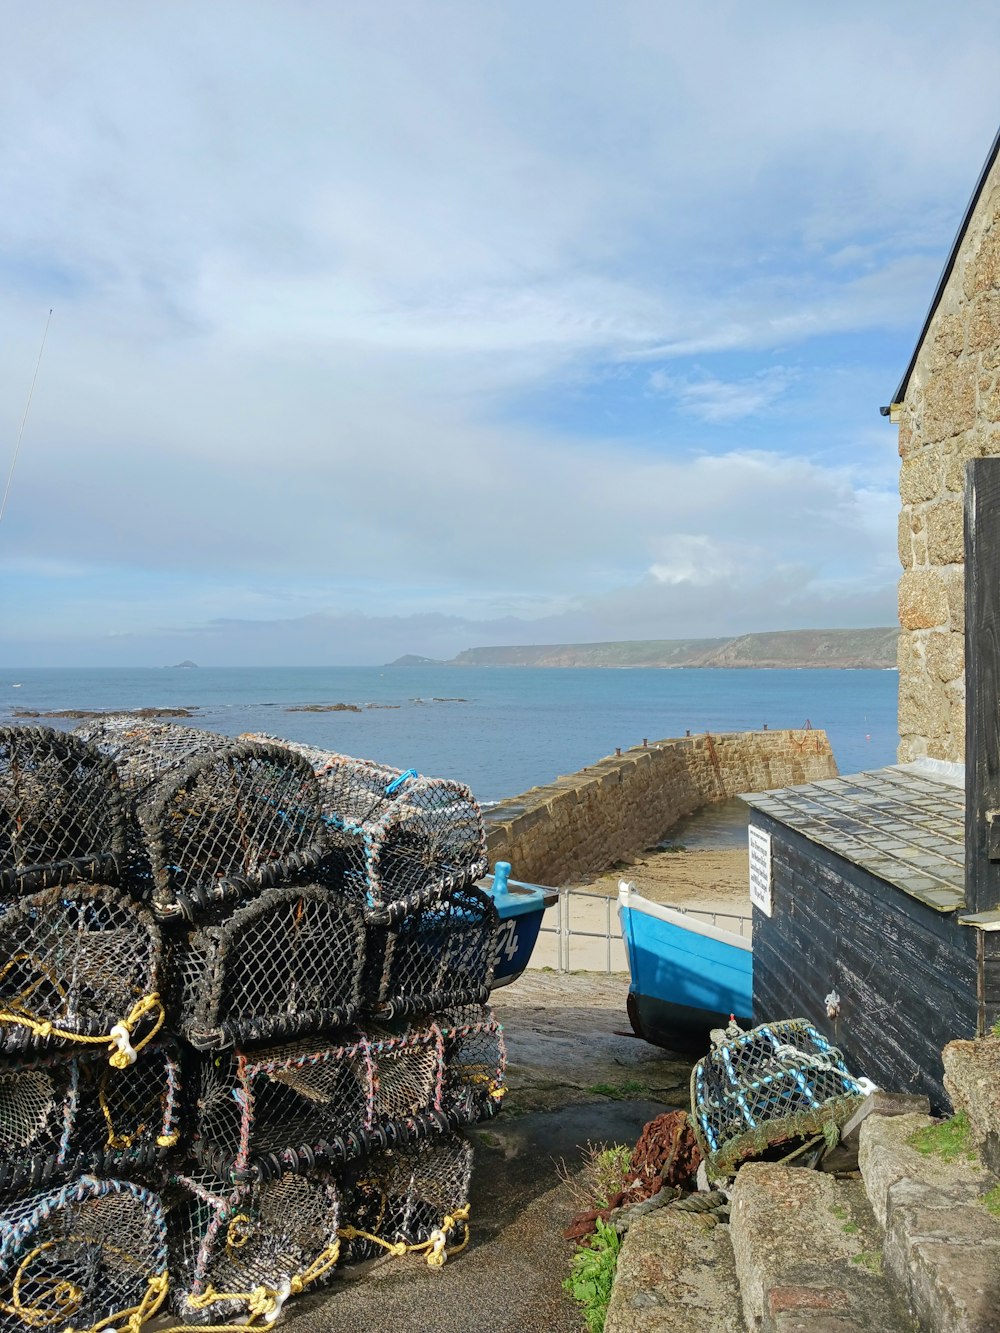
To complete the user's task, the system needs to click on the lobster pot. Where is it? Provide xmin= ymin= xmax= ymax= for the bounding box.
xmin=0 ymin=884 xmax=162 ymax=1058
xmin=340 ymin=1132 xmax=473 ymax=1264
xmin=367 ymin=1022 xmax=447 ymax=1127
xmin=168 ymin=1169 xmax=341 ymax=1325
xmin=0 ymin=727 xmax=125 ymax=896
xmin=192 ymin=1037 xmax=376 ymax=1181
xmin=365 ymin=885 xmax=499 ymax=1017
xmin=172 ymin=884 xmax=367 ymax=1050
xmin=74 ymin=718 xmax=225 ymax=896
xmin=439 ymin=1006 xmax=506 ymax=1123
xmin=0 ymin=1175 xmax=168 ymax=1332
xmin=74 ymin=717 xmax=225 ymax=793
xmin=0 ymin=1042 xmax=182 ymax=1196
xmin=139 ymin=740 xmax=325 ymax=920
xmin=294 ymin=744 xmax=486 ymax=907
xmin=691 ymin=1018 xmax=867 ymax=1178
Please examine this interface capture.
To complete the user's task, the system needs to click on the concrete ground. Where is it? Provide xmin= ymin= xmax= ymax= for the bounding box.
xmin=279 ymin=973 xmax=691 ymax=1333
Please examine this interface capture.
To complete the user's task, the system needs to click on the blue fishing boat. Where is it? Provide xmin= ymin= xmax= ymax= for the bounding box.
xmin=482 ymin=862 xmax=557 ymax=987
xmin=617 ymin=881 xmax=752 ymax=1045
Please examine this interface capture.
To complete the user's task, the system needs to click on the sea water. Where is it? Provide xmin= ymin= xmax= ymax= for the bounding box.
xmin=0 ymin=665 xmax=898 ymax=805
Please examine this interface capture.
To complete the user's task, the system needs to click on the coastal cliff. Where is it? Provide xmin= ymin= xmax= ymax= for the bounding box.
xmin=388 ymin=627 xmax=899 ymax=670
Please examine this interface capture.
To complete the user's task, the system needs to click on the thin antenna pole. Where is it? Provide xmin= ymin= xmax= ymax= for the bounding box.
xmin=1 ymin=307 xmax=53 ymax=523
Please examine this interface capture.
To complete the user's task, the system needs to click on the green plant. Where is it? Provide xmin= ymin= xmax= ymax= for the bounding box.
xmin=908 ymin=1113 xmax=978 ymax=1165
xmin=563 ymin=1218 xmax=622 ymax=1333
xmin=851 ymin=1251 xmax=883 ymax=1275
xmin=981 ymin=1185 xmax=1000 ymax=1216
xmin=586 ymin=1078 xmax=649 ymax=1101
xmin=556 ymin=1141 xmax=636 ymax=1211
xmin=590 ymin=1145 xmax=634 ymax=1208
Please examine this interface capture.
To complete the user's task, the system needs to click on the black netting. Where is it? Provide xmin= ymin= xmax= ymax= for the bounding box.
xmin=242 ymin=737 xmax=487 ymax=907
xmin=438 ymin=1006 xmax=506 ymax=1123
xmin=168 ymin=1168 xmax=340 ymax=1324
xmin=0 ymin=1176 xmax=168 ymax=1331
xmin=189 ymin=1022 xmax=484 ymax=1183
xmin=339 ymin=1132 xmax=473 ymax=1264
xmin=76 ymin=723 xmax=327 ymax=917
xmin=172 ymin=884 xmax=366 ymax=1050
xmin=0 ymin=885 xmax=162 ymax=1057
xmin=0 ymin=1042 xmax=182 ymax=1196
xmin=73 ymin=718 xmax=223 ymax=795
xmin=367 ymin=1023 xmax=444 ymax=1128
xmin=0 ymin=727 xmax=125 ymax=895
xmin=74 ymin=718 xmax=223 ymax=898
xmin=192 ymin=1037 xmax=375 ymax=1181
xmin=691 ymin=1018 xmax=867 ymax=1176
xmin=364 ymin=885 xmax=498 ymax=1017
xmin=142 ymin=741 xmax=325 ymax=919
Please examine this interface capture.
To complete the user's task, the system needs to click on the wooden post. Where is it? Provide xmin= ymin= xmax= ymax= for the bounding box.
xmin=965 ymin=458 xmax=1000 ymax=913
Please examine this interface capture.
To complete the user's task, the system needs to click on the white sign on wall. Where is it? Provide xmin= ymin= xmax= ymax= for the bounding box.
xmin=748 ymin=825 xmax=773 ymax=917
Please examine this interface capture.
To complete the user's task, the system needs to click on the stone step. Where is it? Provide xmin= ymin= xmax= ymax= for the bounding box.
xmin=729 ymin=1163 xmax=917 ymax=1332
xmin=604 ymin=1205 xmax=745 ymax=1333
xmin=859 ymin=1110 xmax=1000 ymax=1332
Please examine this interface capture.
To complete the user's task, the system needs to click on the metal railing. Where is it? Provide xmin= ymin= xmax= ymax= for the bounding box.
xmin=536 ymin=888 xmax=751 ymax=974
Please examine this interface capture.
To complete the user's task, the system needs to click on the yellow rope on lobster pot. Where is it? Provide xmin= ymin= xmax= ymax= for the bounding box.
xmin=0 ymin=986 xmax=164 ymax=1069
xmin=338 ymin=1204 xmax=471 ymax=1268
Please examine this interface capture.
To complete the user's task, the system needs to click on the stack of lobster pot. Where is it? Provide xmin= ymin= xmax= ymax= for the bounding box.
xmin=235 ymin=737 xmax=505 ymax=1281
xmin=0 ymin=727 xmax=172 ymax=1331
xmin=67 ymin=719 xmax=504 ymax=1324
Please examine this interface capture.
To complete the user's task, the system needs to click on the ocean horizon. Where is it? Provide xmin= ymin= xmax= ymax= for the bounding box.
xmin=0 ymin=665 xmax=900 ymax=806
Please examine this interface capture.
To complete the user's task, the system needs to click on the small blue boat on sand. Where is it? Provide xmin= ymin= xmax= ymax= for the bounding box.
xmin=481 ymin=862 xmax=558 ymax=988
xmin=618 ymin=881 xmax=752 ymax=1046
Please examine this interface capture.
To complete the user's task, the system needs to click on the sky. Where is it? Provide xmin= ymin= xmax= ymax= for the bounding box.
xmin=1 ymin=2 xmax=999 ymax=666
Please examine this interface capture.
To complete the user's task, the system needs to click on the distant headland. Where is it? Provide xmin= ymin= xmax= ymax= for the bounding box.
xmin=385 ymin=627 xmax=899 ymax=670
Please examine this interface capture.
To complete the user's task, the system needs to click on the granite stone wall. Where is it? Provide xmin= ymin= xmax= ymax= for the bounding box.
xmin=896 ymin=157 xmax=1000 ymax=764
xmin=484 ymin=729 xmax=837 ymax=887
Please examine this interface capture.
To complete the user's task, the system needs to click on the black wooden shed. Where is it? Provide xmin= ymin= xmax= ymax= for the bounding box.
xmin=744 ymin=461 xmax=1000 ymax=1112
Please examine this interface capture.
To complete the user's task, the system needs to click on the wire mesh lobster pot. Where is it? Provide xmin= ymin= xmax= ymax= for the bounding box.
xmin=171 ymin=884 xmax=367 ymax=1050
xmin=168 ymin=1168 xmax=341 ymax=1324
xmin=0 ymin=726 xmax=126 ymax=896
xmin=192 ymin=1025 xmax=454 ymax=1182
xmin=243 ymin=741 xmax=488 ymax=907
xmin=691 ymin=1018 xmax=867 ymax=1178
xmin=0 ymin=1175 xmax=168 ymax=1332
xmin=192 ymin=1036 xmax=376 ymax=1182
xmin=0 ymin=884 xmax=163 ymax=1059
xmin=0 ymin=1041 xmax=182 ymax=1197
xmin=74 ymin=718 xmax=224 ymax=896
xmin=438 ymin=1006 xmax=506 ymax=1123
xmin=364 ymin=884 xmax=499 ymax=1017
xmin=339 ymin=1132 xmax=473 ymax=1265
xmin=130 ymin=737 xmax=326 ymax=919
xmin=74 ymin=717 xmax=223 ymax=789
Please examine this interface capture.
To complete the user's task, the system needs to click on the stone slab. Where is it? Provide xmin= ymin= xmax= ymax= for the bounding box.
xmin=604 ymin=1208 xmax=744 ymax=1333
xmin=730 ymin=1164 xmax=916 ymax=1332
xmin=858 ymin=1113 xmax=992 ymax=1229
xmin=943 ymin=1037 xmax=1000 ymax=1175
xmin=860 ymin=1111 xmax=1000 ymax=1332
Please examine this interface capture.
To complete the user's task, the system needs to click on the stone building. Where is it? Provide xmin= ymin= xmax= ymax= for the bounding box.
xmin=886 ymin=127 xmax=1000 ymax=764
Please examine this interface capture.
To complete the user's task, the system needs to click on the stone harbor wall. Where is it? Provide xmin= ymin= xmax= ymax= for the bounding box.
xmin=895 ymin=154 xmax=1000 ymax=764
xmin=484 ymin=729 xmax=837 ymax=887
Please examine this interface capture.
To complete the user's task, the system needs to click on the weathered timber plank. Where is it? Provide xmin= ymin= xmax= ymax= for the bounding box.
xmin=966 ymin=458 xmax=1000 ymax=914
xmin=751 ymin=813 xmax=977 ymax=1111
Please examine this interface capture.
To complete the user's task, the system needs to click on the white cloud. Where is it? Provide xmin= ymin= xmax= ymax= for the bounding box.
xmin=0 ymin=1 xmax=996 ymax=659
xmin=648 ymin=368 xmax=796 ymax=422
